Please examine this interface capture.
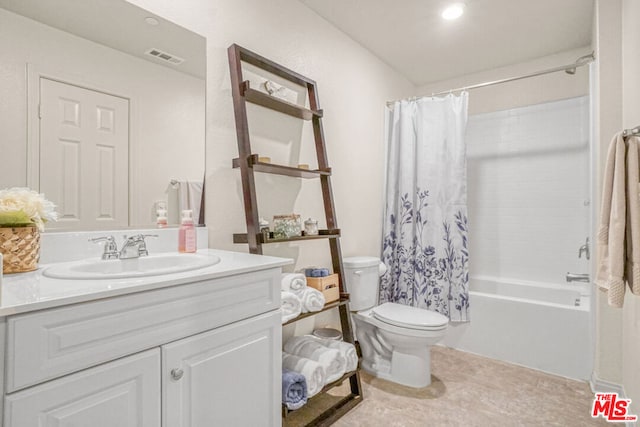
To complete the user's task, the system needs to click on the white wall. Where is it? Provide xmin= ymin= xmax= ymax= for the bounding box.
xmin=621 ymin=0 xmax=640 ymax=416
xmin=466 ymin=97 xmax=590 ymax=283
xmin=125 ymin=0 xmax=414 ymax=272
xmin=0 ymin=8 xmax=205 ymax=227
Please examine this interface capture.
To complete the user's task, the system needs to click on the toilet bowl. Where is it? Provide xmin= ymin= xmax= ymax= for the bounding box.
xmin=343 ymin=257 xmax=449 ymax=388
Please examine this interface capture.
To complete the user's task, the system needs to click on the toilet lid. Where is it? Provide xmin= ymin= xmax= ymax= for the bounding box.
xmin=372 ymin=302 xmax=449 ymax=330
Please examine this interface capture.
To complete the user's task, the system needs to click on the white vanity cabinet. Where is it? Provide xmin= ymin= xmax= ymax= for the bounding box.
xmin=0 ymin=265 xmax=283 ymax=427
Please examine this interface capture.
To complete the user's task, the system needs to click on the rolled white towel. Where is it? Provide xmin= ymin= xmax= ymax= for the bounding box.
xmin=284 ymin=336 xmax=345 ymax=383
xmin=299 ymin=287 xmax=325 ymax=313
xmin=314 ymin=338 xmax=358 ymax=372
xmin=281 ymin=273 xmax=307 ymax=294
xmin=281 ymin=291 xmax=302 ymax=323
xmin=282 ymin=353 xmax=325 ymax=397
xmin=283 ymin=335 xmax=312 ymax=355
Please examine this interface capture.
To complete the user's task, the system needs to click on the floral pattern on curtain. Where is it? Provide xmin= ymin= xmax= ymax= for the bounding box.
xmin=380 ymin=93 xmax=470 ymax=321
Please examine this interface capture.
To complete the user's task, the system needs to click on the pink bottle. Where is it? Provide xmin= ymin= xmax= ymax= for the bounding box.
xmin=178 ymin=210 xmax=197 ymax=253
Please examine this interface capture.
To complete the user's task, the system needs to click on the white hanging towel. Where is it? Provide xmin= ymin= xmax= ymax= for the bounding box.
xmin=595 ymin=133 xmax=640 ymax=307
xmin=168 ymin=180 xmax=204 ymax=224
xmin=625 ymin=136 xmax=640 ymax=295
xmin=595 ymin=132 xmax=627 ymax=307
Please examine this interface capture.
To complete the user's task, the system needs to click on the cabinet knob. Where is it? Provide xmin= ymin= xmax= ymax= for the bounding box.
xmin=171 ymin=368 xmax=184 ymax=381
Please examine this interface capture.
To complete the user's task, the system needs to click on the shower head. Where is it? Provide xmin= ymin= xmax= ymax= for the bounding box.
xmin=565 ymin=67 xmax=577 ymax=75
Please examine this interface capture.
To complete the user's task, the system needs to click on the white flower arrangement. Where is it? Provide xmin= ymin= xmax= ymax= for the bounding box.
xmin=0 ymin=187 xmax=58 ymax=231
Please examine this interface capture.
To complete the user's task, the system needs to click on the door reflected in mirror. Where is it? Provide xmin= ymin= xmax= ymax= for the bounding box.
xmin=0 ymin=0 xmax=206 ymax=230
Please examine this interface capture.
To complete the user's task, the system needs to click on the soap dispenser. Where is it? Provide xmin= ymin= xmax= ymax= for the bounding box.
xmin=156 ymin=208 xmax=168 ymax=228
xmin=178 ymin=209 xmax=197 ymax=253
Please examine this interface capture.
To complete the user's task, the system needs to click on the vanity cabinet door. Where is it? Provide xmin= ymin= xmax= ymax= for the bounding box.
xmin=163 ymin=310 xmax=281 ymax=427
xmin=4 ymin=349 xmax=161 ymax=427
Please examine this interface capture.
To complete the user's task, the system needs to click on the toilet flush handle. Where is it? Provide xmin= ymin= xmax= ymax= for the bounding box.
xmin=353 ymin=270 xmax=363 ymax=275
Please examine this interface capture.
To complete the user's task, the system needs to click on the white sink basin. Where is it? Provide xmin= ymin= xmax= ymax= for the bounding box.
xmin=42 ymin=253 xmax=221 ymax=280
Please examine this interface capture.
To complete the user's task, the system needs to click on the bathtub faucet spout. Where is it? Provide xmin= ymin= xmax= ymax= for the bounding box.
xmin=566 ymin=272 xmax=590 ymax=283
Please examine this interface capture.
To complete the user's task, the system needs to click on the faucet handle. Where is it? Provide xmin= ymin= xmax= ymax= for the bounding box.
xmin=132 ymin=234 xmax=158 ymax=257
xmin=89 ymin=236 xmax=119 ymax=260
xmin=578 ymin=237 xmax=591 ymax=260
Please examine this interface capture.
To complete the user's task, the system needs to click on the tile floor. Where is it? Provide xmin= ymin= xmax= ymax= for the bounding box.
xmin=286 ymin=346 xmax=609 ymax=426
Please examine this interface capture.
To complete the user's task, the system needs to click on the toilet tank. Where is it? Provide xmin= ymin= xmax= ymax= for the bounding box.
xmin=342 ymin=257 xmax=383 ymax=311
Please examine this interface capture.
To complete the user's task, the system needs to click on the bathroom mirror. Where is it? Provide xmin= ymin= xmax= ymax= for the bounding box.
xmin=0 ymin=0 xmax=206 ymax=230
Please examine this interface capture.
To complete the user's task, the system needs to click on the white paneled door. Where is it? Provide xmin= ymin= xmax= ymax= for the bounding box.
xmin=39 ymin=78 xmax=129 ymax=229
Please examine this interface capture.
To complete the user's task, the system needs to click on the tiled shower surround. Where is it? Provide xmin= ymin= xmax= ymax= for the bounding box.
xmin=465 ymin=96 xmax=590 ymax=284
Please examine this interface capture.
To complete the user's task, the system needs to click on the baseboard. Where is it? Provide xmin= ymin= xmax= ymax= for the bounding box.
xmin=590 ymin=372 xmax=637 ymax=427
xmin=590 ymin=371 xmax=625 ymax=394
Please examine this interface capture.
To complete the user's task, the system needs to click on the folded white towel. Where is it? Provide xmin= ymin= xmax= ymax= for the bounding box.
xmin=282 ymin=353 xmax=325 ymax=398
xmin=281 ymin=291 xmax=302 ymax=323
xmin=284 ymin=336 xmax=345 ymax=383
xmin=313 ymin=338 xmax=358 ymax=372
xmin=281 ymin=273 xmax=307 ymax=294
xmin=299 ymin=287 xmax=325 ymax=313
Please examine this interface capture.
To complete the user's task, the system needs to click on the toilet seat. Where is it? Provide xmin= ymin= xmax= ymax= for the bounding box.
xmin=371 ymin=302 xmax=448 ymax=331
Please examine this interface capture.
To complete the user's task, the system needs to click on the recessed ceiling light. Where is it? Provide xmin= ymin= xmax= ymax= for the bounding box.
xmin=144 ymin=17 xmax=159 ymax=26
xmin=442 ymin=3 xmax=465 ymax=20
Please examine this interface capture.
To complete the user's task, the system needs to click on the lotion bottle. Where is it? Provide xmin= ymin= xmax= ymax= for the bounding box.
xmin=178 ymin=209 xmax=197 ymax=253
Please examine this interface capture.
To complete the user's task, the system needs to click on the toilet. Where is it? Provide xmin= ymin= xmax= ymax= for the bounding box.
xmin=343 ymin=256 xmax=449 ymax=388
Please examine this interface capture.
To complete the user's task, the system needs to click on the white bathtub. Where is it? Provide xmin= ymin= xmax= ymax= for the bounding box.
xmin=442 ymin=276 xmax=592 ymax=380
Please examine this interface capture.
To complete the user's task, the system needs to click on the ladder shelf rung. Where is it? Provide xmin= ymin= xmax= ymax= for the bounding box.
xmin=241 ymin=81 xmax=323 ymax=120
xmin=232 ymin=155 xmax=331 ymax=178
xmin=282 ymin=296 xmax=350 ymax=327
xmin=233 ymin=229 xmax=340 ymax=244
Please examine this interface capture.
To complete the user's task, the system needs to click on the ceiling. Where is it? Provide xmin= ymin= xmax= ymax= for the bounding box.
xmin=299 ymin=0 xmax=594 ymax=86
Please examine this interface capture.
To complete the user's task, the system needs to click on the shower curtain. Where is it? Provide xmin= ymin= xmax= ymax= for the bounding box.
xmin=380 ymin=93 xmax=470 ymax=321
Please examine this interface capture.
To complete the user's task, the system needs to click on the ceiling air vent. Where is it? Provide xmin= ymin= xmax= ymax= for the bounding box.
xmin=145 ymin=48 xmax=184 ymax=65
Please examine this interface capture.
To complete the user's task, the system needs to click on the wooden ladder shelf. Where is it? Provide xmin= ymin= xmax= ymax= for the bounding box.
xmin=228 ymin=44 xmax=363 ymax=426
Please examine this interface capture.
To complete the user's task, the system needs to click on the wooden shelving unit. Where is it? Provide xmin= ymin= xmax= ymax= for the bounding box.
xmin=228 ymin=43 xmax=363 ymax=426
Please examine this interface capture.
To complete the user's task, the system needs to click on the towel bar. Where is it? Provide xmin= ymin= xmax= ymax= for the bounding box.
xmin=623 ymin=125 xmax=640 ymax=138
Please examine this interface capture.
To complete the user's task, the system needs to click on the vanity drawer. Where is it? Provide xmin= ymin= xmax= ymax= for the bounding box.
xmin=6 ymin=268 xmax=280 ymax=393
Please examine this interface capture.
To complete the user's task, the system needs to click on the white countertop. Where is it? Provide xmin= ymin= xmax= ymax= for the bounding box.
xmin=0 ymin=249 xmax=292 ymax=317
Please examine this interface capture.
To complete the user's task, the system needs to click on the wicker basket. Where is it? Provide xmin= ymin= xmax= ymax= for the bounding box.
xmin=0 ymin=226 xmax=40 ymax=274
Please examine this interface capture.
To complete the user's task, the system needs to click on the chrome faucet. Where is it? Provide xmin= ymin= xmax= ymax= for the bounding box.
xmin=578 ymin=237 xmax=590 ymax=260
xmin=119 ymin=234 xmax=157 ymax=259
xmin=90 ymin=235 xmax=119 ymax=260
xmin=566 ymin=272 xmax=590 ymax=283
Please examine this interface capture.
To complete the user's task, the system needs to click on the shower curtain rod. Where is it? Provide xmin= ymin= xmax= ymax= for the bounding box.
xmin=386 ymin=53 xmax=595 ymax=107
